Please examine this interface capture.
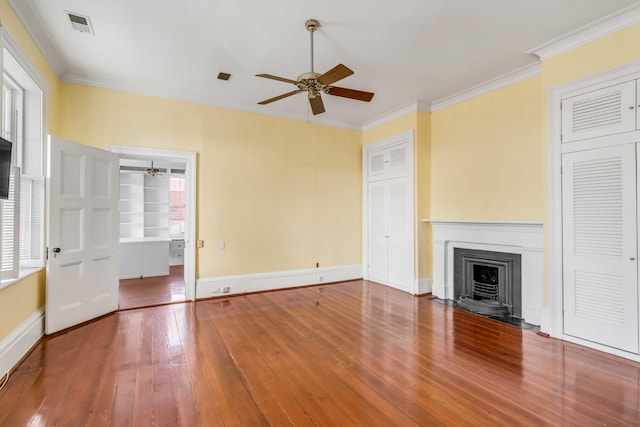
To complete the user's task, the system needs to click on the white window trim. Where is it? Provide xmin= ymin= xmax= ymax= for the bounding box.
xmin=0 ymin=26 xmax=48 ymax=274
xmin=1 ymin=25 xmax=48 ymax=177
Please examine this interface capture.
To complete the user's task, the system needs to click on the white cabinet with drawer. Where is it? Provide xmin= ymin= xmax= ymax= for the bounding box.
xmin=119 ymin=238 xmax=170 ymax=279
xmin=170 ymin=239 xmax=185 ymax=266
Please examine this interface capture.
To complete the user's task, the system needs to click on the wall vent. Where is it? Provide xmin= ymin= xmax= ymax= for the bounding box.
xmin=65 ymin=11 xmax=94 ymax=35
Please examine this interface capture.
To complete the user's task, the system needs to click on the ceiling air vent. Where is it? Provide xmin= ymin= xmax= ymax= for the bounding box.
xmin=65 ymin=11 xmax=94 ymax=35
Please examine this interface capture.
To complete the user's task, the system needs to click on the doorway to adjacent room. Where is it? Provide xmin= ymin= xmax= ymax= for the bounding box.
xmin=109 ymin=146 xmax=197 ymax=309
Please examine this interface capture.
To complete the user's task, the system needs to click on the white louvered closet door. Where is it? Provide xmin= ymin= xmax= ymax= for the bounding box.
xmin=386 ymin=177 xmax=413 ymax=292
xmin=562 ymin=144 xmax=638 ymax=353
xmin=561 ymin=80 xmax=636 ymax=143
xmin=367 ymin=180 xmax=388 ymax=284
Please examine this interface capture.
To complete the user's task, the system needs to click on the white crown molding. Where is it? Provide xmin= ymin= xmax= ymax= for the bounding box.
xmin=7 ymin=0 xmax=67 ymax=76
xmin=361 ymin=100 xmax=431 ymax=131
xmin=527 ymin=2 xmax=640 ymax=60
xmin=62 ymin=72 xmax=362 ymax=131
xmin=430 ymin=63 xmax=541 ymax=112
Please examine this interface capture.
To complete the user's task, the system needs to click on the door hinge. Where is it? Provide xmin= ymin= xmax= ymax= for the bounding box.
xmin=45 ymin=246 xmax=48 ymax=261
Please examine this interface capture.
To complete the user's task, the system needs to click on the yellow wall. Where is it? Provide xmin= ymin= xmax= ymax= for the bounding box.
xmin=0 ymin=0 xmax=58 ymax=343
xmin=4 ymin=0 xmax=640 ymax=348
xmin=362 ymin=110 xmax=432 ymax=281
xmin=543 ymin=24 xmax=640 ymax=88
xmin=0 ymin=271 xmax=45 ymax=339
xmin=416 ymin=111 xmax=432 ymax=278
xmin=58 ymin=84 xmax=363 ymax=278
xmin=431 ymin=76 xmax=544 ymax=220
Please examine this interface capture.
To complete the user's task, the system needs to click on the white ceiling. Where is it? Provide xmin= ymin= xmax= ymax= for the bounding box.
xmin=12 ymin=0 xmax=640 ymax=128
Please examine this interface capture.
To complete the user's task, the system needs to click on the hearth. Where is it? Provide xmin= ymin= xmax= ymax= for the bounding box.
xmin=453 ymin=248 xmax=522 ymax=319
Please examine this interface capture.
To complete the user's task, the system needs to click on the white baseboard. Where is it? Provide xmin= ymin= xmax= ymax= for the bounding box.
xmin=0 ymin=308 xmax=44 ymax=379
xmin=523 ymin=305 xmax=542 ymax=327
xmin=196 ymin=264 xmax=363 ymax=299
xmin=539 ymin=308 xmax=554 ymax=335
xmin=415 ymin=277 xmax=433 ymax=295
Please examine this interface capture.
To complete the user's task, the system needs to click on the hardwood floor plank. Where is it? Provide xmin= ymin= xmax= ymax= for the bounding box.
xmin=1 ymin=280 xmax=640 ymax=426
xmin=210 ymin=297 xmax=371 ymax=426
xmin=119 ymin=265 xmax=185 ymax=310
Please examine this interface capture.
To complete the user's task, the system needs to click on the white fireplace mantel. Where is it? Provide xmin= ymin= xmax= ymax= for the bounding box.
xmin=423 ymin=219 xmax=544 ymax=325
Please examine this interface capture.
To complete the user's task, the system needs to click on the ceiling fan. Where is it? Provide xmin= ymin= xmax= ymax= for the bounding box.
xmin=144 ymin=161 xmax=164 ymax=176
xmin=256 ymin=19 xmax=374 ymax=115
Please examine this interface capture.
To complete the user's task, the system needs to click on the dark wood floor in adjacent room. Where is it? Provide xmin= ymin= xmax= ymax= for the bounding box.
xmin=1 ymin=280 xmax=639 ymax=426
xmin=119 ymin=265 xmax=185 ymax=310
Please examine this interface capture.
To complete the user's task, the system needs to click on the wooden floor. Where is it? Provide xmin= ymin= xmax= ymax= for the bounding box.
xmin=2 ymin=280 xmax=640 ymax=426
xmin=119 ymin=265 xmax=185 ymax=310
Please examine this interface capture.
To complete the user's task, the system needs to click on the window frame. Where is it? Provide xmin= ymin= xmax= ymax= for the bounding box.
xmin=169 ymin=172 xmax=186 ymax=238
xmin=0 ymin=26 xmax=48 ymax=287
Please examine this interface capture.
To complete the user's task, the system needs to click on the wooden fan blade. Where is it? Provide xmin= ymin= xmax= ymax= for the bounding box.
xmin=255 ymin=74 xmax=298 ymax=85
xmin=327 ymin=86 xmax=374 ymax=102
xmin=258 ymin=90 xmax=303 ymax=105
xmin=317 ymin=64 xmax=354 ymax=85
xmin=309 ymin=94 xmax=325 ymax=115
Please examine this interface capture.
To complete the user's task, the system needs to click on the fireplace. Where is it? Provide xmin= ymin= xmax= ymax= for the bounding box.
xmin=426 ymin=219 xmax=543 ymax=326
xmin=453 ymin=248 xmax=522 ymax=318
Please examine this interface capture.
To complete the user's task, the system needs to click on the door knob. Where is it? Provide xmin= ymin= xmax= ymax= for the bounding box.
xmin=52 ymin=247 xmax=61 ymax=258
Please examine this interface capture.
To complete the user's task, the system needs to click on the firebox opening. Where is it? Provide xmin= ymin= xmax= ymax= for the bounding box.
xmin=453 ymin=248 xmax=522 ymax=319
xmin=472 ymin=264 xmax=499 ymax=301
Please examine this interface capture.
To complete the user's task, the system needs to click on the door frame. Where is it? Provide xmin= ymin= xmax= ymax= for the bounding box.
xmin=108 ymin=145 xmax=197 ymax=301
xmin=362 ymin=130 xmax=416 ymax=293
xmin=548 ymin=58 xmax=640 ymax=357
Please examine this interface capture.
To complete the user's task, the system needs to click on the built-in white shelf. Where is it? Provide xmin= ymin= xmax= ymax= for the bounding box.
xmin=119 ymin=170 xmax=171 ymax=278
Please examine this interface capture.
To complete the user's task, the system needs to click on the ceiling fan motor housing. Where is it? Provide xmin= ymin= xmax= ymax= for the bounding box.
xmin=296 ymin=71 xmax=326 ymax=97
xmin=305 ymin=19 xmax=320 ymax=32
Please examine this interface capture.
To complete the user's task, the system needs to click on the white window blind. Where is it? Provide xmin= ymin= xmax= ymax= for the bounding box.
xmin=19 ymin=174 xmax=44 ymax=267
xmin=1 ymin=167 xmax=20 ymax=279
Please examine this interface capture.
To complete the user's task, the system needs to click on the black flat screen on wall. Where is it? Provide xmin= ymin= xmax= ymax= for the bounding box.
xmin=0 ymin=137 xmax=13 ymax=200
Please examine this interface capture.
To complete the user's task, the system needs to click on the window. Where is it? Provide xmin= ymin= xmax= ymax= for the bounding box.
xmin=169 ymin=174 xmax=186 ymax=237
xmin=0 ymin=31 xmax=46 ymax=283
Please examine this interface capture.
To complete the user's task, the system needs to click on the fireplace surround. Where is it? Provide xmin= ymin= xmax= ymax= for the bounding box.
xmin=425 ymin=219 xmax=544 ymax=326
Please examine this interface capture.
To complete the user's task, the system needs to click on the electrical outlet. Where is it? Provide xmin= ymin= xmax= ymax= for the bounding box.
xmin=197 ymin=240 xmax=204 ymax=248
xmin=222 ymin=286 xmax=230 ymax=293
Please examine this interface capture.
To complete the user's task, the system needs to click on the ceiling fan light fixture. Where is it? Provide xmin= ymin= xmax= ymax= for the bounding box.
xmin=255 ymin=19 xmax=374 ymax=114
xmin=145 ymin=161 xmax=160 ymax=176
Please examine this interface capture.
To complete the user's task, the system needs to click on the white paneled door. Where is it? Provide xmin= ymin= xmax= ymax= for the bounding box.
xmin=46 ymin=136 xmax=120 ymax=334
xmin=562 ymin=144 xmax=638 ymax=353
